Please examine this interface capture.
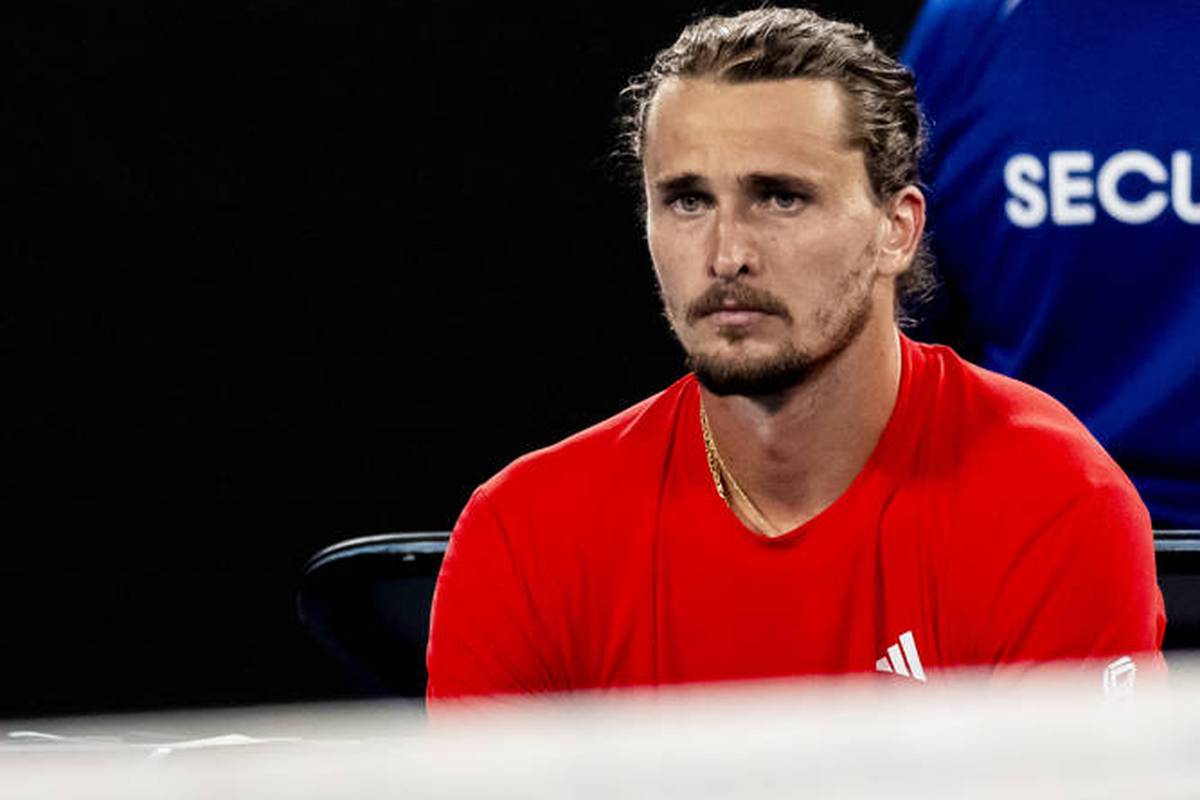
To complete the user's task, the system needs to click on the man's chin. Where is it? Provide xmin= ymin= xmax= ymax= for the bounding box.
xmin=686 ymin=351 xmax=821 ymax=397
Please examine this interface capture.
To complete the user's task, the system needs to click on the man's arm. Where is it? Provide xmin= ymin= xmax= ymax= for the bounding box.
xmin=426 ymin=487 xmax=559 ymax=705
xmin=977 ymin=480 xmax=1166 ymax=688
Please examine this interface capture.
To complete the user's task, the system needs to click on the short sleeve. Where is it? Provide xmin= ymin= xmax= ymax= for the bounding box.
xmin=425 ymin=488 xmax=559 ymax=707
xmin=978 ymin=481 xmax=1166 ymax=690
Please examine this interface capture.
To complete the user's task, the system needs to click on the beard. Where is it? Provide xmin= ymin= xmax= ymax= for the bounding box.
xmin=677 ymin=270 xmax=875 ymax=398
xmin=688 ymin=342 xmax=833 ymax=397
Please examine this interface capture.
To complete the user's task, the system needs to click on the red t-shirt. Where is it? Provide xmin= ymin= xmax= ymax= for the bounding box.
xmin=427 ymin=337 xmax=1165 ymax=702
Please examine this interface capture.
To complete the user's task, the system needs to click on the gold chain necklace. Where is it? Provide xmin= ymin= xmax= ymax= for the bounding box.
xmin=699 ymin=400 xmax=783 ymax=537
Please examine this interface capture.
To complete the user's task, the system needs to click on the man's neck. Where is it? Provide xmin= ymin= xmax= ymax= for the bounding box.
xmin=700 ymin=313 xmax=903 ymax=535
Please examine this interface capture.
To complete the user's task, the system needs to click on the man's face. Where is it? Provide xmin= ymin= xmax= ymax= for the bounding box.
xmin=642 ymin=77 xmax=908 ymax=396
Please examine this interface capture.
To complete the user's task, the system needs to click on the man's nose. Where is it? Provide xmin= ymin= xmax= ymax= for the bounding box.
xmin=710 ymin=212 xmax=759 ymax=279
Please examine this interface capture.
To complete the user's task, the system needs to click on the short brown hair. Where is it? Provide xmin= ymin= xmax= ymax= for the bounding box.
xmin=618 ymin=7 xmax=934 ymax=322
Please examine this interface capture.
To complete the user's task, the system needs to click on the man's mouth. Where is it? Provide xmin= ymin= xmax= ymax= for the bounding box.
xmin=706 ymin=306 xmax=769 ymax=325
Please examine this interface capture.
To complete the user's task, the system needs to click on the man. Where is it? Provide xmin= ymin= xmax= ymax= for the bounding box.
xmin=426 ymin=7 xmax=1164 ymax=703
xmin=901 ymin=0 xmax=1200 ymax=529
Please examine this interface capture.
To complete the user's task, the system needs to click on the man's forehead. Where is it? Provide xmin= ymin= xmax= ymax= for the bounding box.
xmin=645 ymin=76 xmax=855 ymax=151
xmin=642 ymin=76 xmax=861 ymax=182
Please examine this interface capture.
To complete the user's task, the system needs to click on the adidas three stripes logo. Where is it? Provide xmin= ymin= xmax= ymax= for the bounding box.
xmin=874 ymin=630 xmax=927 ymax=682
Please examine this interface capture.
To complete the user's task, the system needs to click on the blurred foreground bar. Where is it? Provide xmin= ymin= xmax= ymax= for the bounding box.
xmin=5 ymin=661 xmax=1200 ymax=799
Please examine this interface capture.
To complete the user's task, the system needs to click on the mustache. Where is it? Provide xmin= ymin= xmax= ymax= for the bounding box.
xmin=684 ymin=282 xmax=793 ymax=325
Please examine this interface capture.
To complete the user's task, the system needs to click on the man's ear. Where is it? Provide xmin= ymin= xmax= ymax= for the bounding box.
xmin=876 ymin=186 xmax=926 ymax=277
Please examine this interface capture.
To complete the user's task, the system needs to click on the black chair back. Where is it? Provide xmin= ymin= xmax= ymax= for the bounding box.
xmin=1156 ymin=530 xmax=1200 ymax=656
xmin=297 ymin=532 xmax=449 ymax=698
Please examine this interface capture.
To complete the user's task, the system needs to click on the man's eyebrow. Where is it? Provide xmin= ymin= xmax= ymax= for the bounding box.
xmin=652 ymin=173 xmax=707 ymax=195
xmin=740 ymin=172 xmax=820 ymax=194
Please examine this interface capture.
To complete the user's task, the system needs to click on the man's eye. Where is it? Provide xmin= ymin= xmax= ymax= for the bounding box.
xmin=765 ymin=191 xmax=805 ymax=210
xmin=668 ymin=194 xmax=708 ymax=214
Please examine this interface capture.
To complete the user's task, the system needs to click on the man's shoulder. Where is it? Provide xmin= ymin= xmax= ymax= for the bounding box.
xmin=479 ymin=374 xmax=695 ymax=503
xmin=912 ymin=340 xmax=1138 ymax=499
xmin=910 ymin=340 xmax=1152 ymax=591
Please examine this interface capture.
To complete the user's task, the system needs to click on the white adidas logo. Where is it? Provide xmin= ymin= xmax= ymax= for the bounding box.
xmin=874 ymin=630 xmax=926 ymax=682
xmin=1103 ymin=655 xmax=1137 ymax=699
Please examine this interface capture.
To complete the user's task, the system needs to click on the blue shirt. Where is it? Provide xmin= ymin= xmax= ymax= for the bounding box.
xmin=903 ymin=0 xmax=1200 ymax=527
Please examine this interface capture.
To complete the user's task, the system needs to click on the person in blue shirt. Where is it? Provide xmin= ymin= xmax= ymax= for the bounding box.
xmin=902 ymin=0 xmax=1200 ymax=528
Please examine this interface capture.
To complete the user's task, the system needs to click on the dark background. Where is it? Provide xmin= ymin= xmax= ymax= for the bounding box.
xmin=6 ymin=1 xmax=922 ymax=716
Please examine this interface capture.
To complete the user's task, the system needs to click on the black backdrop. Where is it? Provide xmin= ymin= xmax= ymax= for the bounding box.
xmin=7 ymin=1 xmax=921 ymax=716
